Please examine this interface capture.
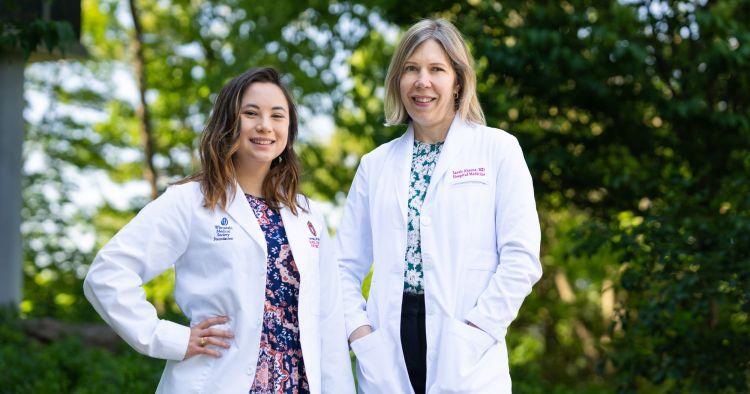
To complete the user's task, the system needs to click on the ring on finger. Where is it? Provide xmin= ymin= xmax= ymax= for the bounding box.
xmin=199 ymin=337 xmax=207 ymax=347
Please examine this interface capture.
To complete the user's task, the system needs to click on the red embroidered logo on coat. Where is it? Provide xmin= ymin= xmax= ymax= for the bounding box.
xmin=307 ymin=221 xmax=317 ymax=236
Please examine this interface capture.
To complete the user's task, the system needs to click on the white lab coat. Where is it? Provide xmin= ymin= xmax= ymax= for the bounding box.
xmin=336 ymin=116 xmax=542 ymax=394
xmin=84 ymin=181 xmax=354 ymax=394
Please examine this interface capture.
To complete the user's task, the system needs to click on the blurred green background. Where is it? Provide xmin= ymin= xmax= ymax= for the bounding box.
xmin=1 ymin=0 xmax=748 ymax=392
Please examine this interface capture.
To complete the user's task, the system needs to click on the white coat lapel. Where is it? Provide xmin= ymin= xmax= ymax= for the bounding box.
xmin=225 ymin=184 xmax=266 ymax=252
xmin=427 ymin=115 xmax=467 ymax=196
xmin=393 ymin=127 xmax=415 ymax=227
xmin=280 ymin=205 xmax=309 ymax=278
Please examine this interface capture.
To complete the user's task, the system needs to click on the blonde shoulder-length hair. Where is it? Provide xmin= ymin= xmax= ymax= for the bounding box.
xmin=384 ymin=18 xmax=485 ymax=126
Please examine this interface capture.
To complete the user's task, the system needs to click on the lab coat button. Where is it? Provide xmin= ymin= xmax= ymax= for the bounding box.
xmin=246 ymin=367 xmax=255 ymax=376
xmin=421 ymin=216 xmax=432 ymax=226
xmin=423 ymin=261 xmax=433 ymax=270
xmin=427 ymin=305 xmax=435 ymax=315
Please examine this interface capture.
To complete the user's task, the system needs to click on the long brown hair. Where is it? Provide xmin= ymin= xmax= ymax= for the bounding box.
xmin=179 ymin=67 xmax=305 ymax=214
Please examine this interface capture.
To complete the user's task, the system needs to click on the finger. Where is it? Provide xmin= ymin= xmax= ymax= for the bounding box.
xmin=196 ymin=316 xmax=229 ymax=329
xmin=203 ymin=327 xmax=234 ymax=339
xmin=200 ymin=345 xmax=223 ymax=358
xmin=203 ymin=336 xmax=231 ymax=349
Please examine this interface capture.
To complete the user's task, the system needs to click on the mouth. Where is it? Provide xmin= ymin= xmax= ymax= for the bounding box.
xmin=412 ymin=96 xmax=436 ymax=105
xmin=250 ymin=138 xmax=275 ymax=145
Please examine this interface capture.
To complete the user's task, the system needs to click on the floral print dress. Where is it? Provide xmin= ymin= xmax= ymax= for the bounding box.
xmin=403 ymin=139 xmax=444 ymax=294
xmin=246 ymin=194 xmax=309 ymax=394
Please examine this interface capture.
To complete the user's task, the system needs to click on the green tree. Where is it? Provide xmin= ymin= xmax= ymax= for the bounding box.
xmin=20 ymin=0 xmax=393 ymax=320
xmin=294 ymin=0 xmax=750 ymax=391
xmin=367 ymin=0 xmax=750 ymax=391
xmin=17 ymin=0 xmax=749 ymax=392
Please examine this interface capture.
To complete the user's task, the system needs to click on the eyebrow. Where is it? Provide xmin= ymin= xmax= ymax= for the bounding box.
xmin=242 ymin=103 xmax=287 ymax=112
xmin=403 ymin=61 xmax=449 ymax=67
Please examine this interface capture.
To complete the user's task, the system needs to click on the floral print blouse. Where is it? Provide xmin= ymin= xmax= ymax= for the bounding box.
xmin=246 ymin=194 xmax=309 ymax=394
xmin=403 ymin=139 xmax=444 ymax=294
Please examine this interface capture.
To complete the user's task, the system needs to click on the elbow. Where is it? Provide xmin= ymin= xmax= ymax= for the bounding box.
xmin=531 ymin=257 xmax=543 ymax=286
xmin=82 ymin=264 xmax=100 ymax=303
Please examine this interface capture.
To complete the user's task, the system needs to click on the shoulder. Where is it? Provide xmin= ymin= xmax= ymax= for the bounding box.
xmin=154 ymin=181 xmax=205 ymax=211
xmin=164 ymin=180 xmax=202 ymax=200
xmin=294 ymin=193 xmax=312 ymax=212
xmin=296 ymin=194 xmax=322 ymax=217
xmin=293 ymin=194 xmax=329 ymax=228
xmin=360 ymin=131 xmax=409 ymax=166
xmin=467 ymin=123 xmax=521 ymax=149
xmin=457 ymin=123 xmax=529 ymax=174
xmin=166 ymin=180 xmax=201 ymax=194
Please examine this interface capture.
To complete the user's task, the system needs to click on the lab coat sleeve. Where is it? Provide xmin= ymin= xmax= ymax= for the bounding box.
xmin=336 ymin=161 xmax=375 ymax=338
xmin=466 ymin=137 xmax=543 ymax=341
xmin=314 ymin=204 xmax=356 ymax=393
xmin=83 ymin=185 xmax=192 ymax=360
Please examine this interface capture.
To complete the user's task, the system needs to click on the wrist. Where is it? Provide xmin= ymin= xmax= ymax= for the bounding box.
xmin=348 ymin=325 xmax=373 ymax=343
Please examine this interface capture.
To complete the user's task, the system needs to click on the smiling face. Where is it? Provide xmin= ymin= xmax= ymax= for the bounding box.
xmin=399 ymin=39 xmax=459 ymax=140
xmin=233 ymin=82 xmax=290 ymax=172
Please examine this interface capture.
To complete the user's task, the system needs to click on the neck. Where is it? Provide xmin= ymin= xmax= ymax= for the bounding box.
xmin=412 ymin=113 xmax=455 ymax=143
xmin=233 ymin=158 xmax=270 ymax=197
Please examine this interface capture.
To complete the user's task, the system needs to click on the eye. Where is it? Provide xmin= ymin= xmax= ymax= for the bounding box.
xmin=272 ymin=113 xmax=286 ymax=119
xmin=404 ymin=65 xmax=418 ymax=72
xmin=243 ymin=111 xmax=257 ymax=117
xmin=431 ymin=66 xmax=445 ymax=72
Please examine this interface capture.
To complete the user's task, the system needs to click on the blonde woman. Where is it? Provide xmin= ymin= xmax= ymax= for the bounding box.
xmin=337 ymin=19 xmax=542 ymax=394
xmin=84 ymin=67 xmax=354 ymax=394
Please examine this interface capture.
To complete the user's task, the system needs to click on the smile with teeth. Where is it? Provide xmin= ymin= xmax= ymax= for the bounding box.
xmin=413 ymin=96 xmax=436 ymax=103
xmin=250 ymin=138 xmax=274 ymax=145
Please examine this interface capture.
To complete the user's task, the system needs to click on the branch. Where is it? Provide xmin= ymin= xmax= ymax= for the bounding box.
xmin=128 ymin=0 xmax=158 ymax=200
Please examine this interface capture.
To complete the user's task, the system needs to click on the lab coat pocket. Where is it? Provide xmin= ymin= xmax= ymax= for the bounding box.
xmin=459 ymin=252 xmax=498 ymax=316
xmin=350 ymin=330 xmax=402 ymax=393
xmin=436 ymin=319 xmax=498 ymax=393
xmin=159 ymin=352 xmax=217 ymax=393
xmin=448 ymin=177 xmax=489 ymax=187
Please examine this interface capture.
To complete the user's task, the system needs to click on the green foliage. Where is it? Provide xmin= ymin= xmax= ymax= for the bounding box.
xmin=17 ymin=0 xmax=750 ymax=391
xmin=0 ymin=18 xmax=76 ymax=59
xmin=0 ymin=311 xmax=163 ymax=393
xmin=608 ymin=180 xmax=750 ymax=392
xmin=370 ymin=0 xmax=750 ymax=391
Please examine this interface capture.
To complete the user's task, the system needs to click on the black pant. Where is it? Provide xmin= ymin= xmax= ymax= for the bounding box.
xmin=401 ymin=293 xmax=427 ymax=394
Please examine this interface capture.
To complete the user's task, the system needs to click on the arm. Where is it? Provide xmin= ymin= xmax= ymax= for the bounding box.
xmin=315 ymin=204 xmax=356 ymax=392
xmin=83 ymin=186 xmax=192 ymax=360
xmin=335 ymin=161 xmax=376 ymax=340
xmin=465 ymin=137 xmax=543 ymax=341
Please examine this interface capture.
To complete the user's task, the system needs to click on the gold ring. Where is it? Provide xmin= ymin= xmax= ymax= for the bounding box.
xmin=199 ymin=337 xmax=207 ymax=347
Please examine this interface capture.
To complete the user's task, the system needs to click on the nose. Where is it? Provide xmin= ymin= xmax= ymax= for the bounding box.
xmin=415 ymin=70 xmax=431 ymax=88
xmin=255 ymin=117 xmax=272 ymax=133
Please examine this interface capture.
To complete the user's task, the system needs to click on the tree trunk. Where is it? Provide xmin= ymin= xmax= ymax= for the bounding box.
xmin=0 ymin=55 xmax=25 ymax=309
xmin=128 ymin=0 xmax=158 ymax=200
xmin=554 ymin=270 xmax=599 ymax=360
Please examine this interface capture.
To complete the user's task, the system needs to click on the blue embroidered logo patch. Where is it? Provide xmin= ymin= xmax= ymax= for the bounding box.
xmin=214 ymin=217 xmax=233 ymax=241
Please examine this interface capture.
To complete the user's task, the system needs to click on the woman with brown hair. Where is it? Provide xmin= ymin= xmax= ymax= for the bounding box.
xmin=84 ymin=67 xmax=354 ymax=394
